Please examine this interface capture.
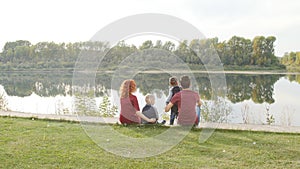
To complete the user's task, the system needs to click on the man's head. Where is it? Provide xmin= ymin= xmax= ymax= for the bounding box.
xmin=180 ymin=75 xmax=191 ymax=89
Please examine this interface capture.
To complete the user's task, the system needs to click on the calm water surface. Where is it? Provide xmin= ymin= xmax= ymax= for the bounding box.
xmin=0 ymin=71 xmax=299 ymax=126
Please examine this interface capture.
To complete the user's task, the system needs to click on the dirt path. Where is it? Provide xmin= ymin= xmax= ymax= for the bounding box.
xmin=1 ymin=110 xmax=300 ymax=133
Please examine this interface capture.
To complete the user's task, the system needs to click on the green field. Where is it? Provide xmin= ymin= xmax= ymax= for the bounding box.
xmin=1 ymin=116 xmax=299 ymax=169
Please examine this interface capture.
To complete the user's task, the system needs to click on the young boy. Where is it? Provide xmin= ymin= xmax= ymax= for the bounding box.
xmin=142 ymin=94 xmax=166 ymax=124
xmin=165 ymin=75 xmax=201 ymax=126
xmin=166 ymin=77 xmax=181 ymax=125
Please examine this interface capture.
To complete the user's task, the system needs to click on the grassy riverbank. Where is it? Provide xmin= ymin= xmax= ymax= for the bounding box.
xmin=1 ymin=116 xmax=300 ymax=168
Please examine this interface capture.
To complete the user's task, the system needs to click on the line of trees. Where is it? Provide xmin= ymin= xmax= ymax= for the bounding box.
xmin=0 ymin=36 xmax=286 ymax=70
xmin=0 ymin=40 xmax=109 ymax=70
xmin=280 ymin=51 xmax=300 ymax=66
xmin=280 ymin=51 xmax=300 ymax=72
xmin=215 ymin=36 xmax=282 ymax=67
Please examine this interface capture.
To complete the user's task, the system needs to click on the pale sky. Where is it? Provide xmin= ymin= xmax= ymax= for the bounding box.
xmin=0 ymin=0 xmax=299 ymax=56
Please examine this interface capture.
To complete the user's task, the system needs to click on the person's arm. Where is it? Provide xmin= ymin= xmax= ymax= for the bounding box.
xmin=166 ymin=87 xmax=173 ymax=104
xmin=164 ymin=102 xmax=173 ymax=112
xmin=136 ymin=111 xmax=156 ymax=123
xmin=197 ymin=94 xmax=202 ymax=107
xmin=197 ymin=100 xmax=201 ymax=107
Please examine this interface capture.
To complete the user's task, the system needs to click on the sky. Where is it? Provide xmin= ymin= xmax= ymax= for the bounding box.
xmin=0 ymin=0 xmax=299 ymax=56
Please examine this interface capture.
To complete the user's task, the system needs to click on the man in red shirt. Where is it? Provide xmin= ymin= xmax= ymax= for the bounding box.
xmin=165 ymin=75 xmax=201 ymax=126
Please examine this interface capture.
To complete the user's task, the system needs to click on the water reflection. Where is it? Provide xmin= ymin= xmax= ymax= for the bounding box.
xmin=0 ymin=71 xmax=73 ymax=97
xmin=226 ymin=74 xmax=282 ymax=104
xmin=1 ymin=71 xmax=300 ymax=126
xmin=286 ymin=74 xmax=300 ymax=84
xmin=0 ymin=71 xmax=285 ymax=104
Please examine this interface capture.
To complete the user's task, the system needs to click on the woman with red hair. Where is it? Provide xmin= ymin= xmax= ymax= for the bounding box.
xmin=119 ymin=79 xmax=156 ymax=124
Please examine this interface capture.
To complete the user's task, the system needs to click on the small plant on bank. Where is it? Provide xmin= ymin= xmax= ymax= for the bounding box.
xmin=0 ymin=92 xmax=8 ymax=111
xmin=99 ymin=95 xmax=118 ymax=117
xmin=201 ymin=97 xmax=232 ymax=123
xmin=241 ymin=104 xmax=250 ymax=124
xmin=265 ymin=104 xmax=275 ymax=125
xmin=74 ymin=94 xmax=99 ymax=116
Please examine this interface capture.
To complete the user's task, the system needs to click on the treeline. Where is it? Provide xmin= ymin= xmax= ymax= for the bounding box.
xmin=280 ymin=51 xmax=300 ymax=71
xmin=215 ymin=36 xmax=284 ymax=68
xmin=0 ymin=40 xmax=109 ymax=70
xmin=0 ymin=36 xmax=286 ymax=70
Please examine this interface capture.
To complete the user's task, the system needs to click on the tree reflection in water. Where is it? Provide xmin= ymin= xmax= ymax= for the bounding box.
xmin=0 ymin=72 xmax=286 ymax=104
xmin=3 ymin=72 xmax=300 ymax=126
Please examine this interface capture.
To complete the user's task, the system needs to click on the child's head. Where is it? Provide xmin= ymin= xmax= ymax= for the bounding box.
xmin=169 ymin=76 xmax=178 ymax=86
xmin=145 ymin=94 xmax=155 ymax=105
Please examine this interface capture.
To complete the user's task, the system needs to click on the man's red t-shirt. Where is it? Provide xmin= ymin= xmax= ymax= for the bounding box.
xmin=170 ymin=90 xmax=200 ymax=125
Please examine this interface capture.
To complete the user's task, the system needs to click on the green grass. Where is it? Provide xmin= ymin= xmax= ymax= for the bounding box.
xmin=1 ymin=116 xmax=300 ymax=169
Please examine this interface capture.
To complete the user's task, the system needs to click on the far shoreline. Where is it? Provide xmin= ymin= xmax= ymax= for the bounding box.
xmin=1 ymin=69 xmax=300 ymax=75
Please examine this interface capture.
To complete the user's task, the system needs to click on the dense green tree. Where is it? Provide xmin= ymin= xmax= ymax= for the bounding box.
xmin=162 ymin=41 xmax=175 ymax=51
xmin=154 ymin=40 xmax=163 ymax=49
xmin=281 ymin=51 xmax=300 ymax=66
xmin=226 ymin=36 xmax=252 ymax=65
xmin=139 ymin=40 xmax=153 ymax=50
xmin=189 ymin=38 xmax=217 ymax=65
xmin=252 ymin=36 xmax=265 ymax=65
xmin=174 ymin=40 xmax=190 ymax=63
xmin=251 ymin=36 xmax=278 ymax=66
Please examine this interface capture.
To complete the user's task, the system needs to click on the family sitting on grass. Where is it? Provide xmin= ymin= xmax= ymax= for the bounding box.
xmin=119 ymin=75 xmax=202 ymax=126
